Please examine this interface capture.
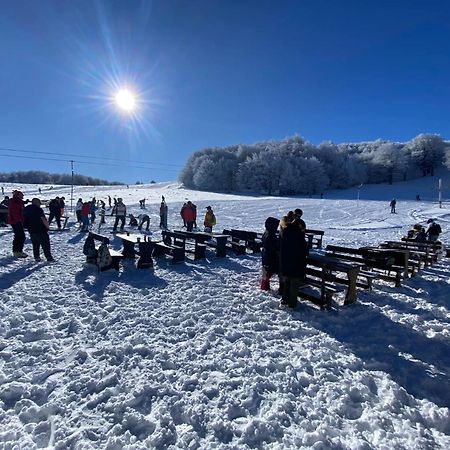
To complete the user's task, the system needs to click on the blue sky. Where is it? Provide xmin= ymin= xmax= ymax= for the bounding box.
xmin=1 ymin=0 xmax=449 ymax=183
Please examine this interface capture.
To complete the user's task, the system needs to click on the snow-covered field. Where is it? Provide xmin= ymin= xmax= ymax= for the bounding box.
xmin=0 ymin=178 xmax=449 ymax=449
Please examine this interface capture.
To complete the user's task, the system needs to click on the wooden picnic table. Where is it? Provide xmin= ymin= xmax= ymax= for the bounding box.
xmin=115 ymin=232 xmax=154 ymax=268
xmin=162 ymin=230 xmax=206 ymax=260
xmin=173 ymin=230 xmax=229 ymax=257
xmin=384 ymin=240 xmax=436 ymax=267
xmin=307 ymin=252 xmax=361 ymax=305
xmin=360 ymin=246 xmax=410 ymax=278
xmin=222 ymin=229 xmax=261 ymax=253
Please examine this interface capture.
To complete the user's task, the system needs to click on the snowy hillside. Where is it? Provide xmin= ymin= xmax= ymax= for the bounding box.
xmin=0 ymin=179 xmax=449 ymax=449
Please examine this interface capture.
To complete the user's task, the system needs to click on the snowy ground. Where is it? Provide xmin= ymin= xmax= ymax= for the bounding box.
xmin=0 ymin=178 xmax=449 ymax=449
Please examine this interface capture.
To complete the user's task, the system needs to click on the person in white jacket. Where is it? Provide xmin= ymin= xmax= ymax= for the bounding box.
xmin=75 ymin=198 xmax=83 ymax=225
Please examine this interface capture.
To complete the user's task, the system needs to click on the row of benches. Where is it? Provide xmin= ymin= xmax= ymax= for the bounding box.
xmin=303 ymin=238 xmax=443 ymax=309
xmin=84 ymin=227 xmax=326 ymax=270
xmin=84 ymin=228 xmax=257 ymax=270
xmin=83 ymin=228 xmax=444 ymax=311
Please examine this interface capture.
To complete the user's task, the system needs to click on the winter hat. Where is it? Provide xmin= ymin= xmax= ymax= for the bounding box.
xmin=427 ymin=218 xmax=434 ymax=224
xmin=13 ymin=190 xmax=23 ymax=198
xmin=206 ymin=206 xmax=212 ymax=210
xmin=265 ymin=217 xmax=280 ymax=233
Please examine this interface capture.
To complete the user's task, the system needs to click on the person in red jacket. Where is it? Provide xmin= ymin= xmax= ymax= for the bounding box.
xmin=8 ymin=190 xmax=27 ymax=257
xmin=183 ymin=201 xmax=196 ymax=231
xmin=80 ymin=201 xmax=91 ymax=232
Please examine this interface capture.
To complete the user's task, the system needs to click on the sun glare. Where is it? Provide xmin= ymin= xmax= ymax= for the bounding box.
xmin=115 ymin=88 xmax=136 ymax=112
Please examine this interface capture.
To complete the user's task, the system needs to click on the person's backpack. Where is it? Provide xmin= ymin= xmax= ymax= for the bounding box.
xmin=83 ymin=234 xmax=96 ymax=258
xmin=97 ymin=242 xmax=112 ymax=271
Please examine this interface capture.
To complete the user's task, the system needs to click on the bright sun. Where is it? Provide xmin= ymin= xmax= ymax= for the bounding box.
xmin=114 ymin=88 xmax=136 ymax=112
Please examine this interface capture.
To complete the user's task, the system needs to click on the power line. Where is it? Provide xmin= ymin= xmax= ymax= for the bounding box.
xmin=0 ymin=145 xmax=184 ymax=168
xmin=0 ymin=152 xmax=180 ymax=172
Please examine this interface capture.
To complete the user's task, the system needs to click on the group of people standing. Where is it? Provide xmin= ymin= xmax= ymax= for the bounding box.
xmin=5 ymin=190 xmax=54 ymax=261
xmin=261 ymin=209 xmax=308 ymax=308
xmin=75 ymin=197 xmax=107 ymax=231
xmin=180 ymin=201 xmax=216 ymax=232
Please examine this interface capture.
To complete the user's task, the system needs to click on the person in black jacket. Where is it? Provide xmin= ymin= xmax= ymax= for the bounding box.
xmin=279 ymin=216 xmax=308 ymax=308
xmin=0 ymin=196 xmax=9 ymax=226
xmin=294 ymin=208 xmax=306 ymax=231
xmin=23 ymin=198 xmax=54 ymax=262
xmin=261 ymin=217 xmax=280 ymax=291
xmin=48 ymin=197 xmax=62 ymax=229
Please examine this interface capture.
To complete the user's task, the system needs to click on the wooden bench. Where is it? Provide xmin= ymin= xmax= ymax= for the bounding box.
xmin=398 ymin=238 xmax=441 ymax=266
xmin=326 ymin=245 xmax=404 ymax=287
xmin=300 ymin=266 xmax=338 ymax=310
xmin=305 ymin=229 xmax=325 ymax=249
xmin=292 ymin=253 xmax=361 ymax=310
xmin=85 ymin=232 xmax=123 ymax=271
xmin=149 ymin=231 xmax=184 ymax=263
xmin=222 ymin=229 xmax=261 ymax=253
xmin=162 ymin=230 xmax=206 ymax=260
xmin=203 ymin=234 xmax=229 ymax=257
xmin=378 ymin=242 xmax=426 ymax=273
xmin=115 ymin=232 xmax=155 ymax=269
xmin=221 ymin=229 xmax=251 ymax=255
xmin=173 ymin=230 xmax=229 ymax=257
xmin=307 ymin=252 xmax=362 ymax=304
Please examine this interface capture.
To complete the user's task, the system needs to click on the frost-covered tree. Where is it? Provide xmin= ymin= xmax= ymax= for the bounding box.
xmin=371 ymin=143 xmax=408 ymax=184
xmin=0 ymin=170 xmax=119 ymax=185
xmin=278 ymin=156 xmax=329 ymax=195
xmin=179 ymin=134 xmax=449 ymax=196
xmin=445 ymin=144 xmax=450 ymax=170
xmin=407 ymin=134 xmax=445 ymax=176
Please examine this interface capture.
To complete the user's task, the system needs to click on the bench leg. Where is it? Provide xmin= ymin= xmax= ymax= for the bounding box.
xmin=344 ymin=267 xmax=359 ymax=305
xmin=216 ymin=244 xmax=226 ymax=257
xmin=172 ymin=247 xmax=185 ymax=263
xmin=194 ymin=244 xmax=206 ymax=260
xmin=395 ymin=272 xmax=401 ymax=287
xmin=137 ymin=254 xmax=154 ymax=269
xmin=122 ymin=240 xmax=136 ymax=259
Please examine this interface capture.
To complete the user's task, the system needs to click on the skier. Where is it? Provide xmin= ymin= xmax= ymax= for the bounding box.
xmin=390 ymin=198 xmax=396 ymax=213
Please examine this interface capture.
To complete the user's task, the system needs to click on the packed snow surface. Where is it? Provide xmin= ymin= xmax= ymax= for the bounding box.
xmin=0 ymin=179 xmax=449 ymax=449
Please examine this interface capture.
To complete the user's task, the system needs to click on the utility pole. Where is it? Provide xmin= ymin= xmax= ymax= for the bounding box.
xmin=70 ymin=160 xmax=74 ymax=212
xmin=438 ymin=178 xmax=442 ymax=208
xmin=357 ymin=182 xmax=363 ymax=205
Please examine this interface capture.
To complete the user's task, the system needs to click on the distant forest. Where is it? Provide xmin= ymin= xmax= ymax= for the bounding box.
xmin=180 ymin=134 xmax=450 ymax=195
xmin=0 ymin=171 xmax=122 ymax=186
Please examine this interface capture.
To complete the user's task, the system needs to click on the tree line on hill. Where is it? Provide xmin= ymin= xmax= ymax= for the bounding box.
xmin=180 ymin=134 xmax=450 ymax=195
xmin=0 ymin=171 xmax=122 ymax=186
